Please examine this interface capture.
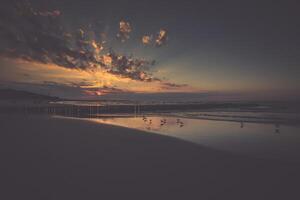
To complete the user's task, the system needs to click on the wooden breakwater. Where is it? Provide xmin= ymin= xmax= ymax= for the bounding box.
xmin=0 ymin=102 xmax=263 ymax=118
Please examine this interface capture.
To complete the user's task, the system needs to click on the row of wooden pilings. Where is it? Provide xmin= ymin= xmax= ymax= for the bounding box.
xmin=2 ymin=103 xmax=143 ymax=118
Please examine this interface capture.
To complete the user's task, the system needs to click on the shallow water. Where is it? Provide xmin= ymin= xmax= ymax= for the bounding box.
xmin=89 ymin=116 xmax=300 ymax=162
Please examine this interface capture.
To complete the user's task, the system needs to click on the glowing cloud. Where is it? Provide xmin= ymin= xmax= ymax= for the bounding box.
xmin=155 ymin=29 xmax=168 ymax=47
xmin=116 ymin=20 xmax=132 ymax=42
xmin=142 ymin=29 xmax=168 ymax=47
xmin=142 ymin=35 xmax=152 ymax=45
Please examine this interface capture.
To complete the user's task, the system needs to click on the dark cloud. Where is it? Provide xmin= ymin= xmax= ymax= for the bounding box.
xmin=38 ymin=10 xmax=61 ymax=17
xmin=42 ymin=81 xmax=127 ymax=97
xmin=0 ymin=81 xmax=83 ymax=99
xmin=0 ymin=80 xmax=126 ymax=99
xmin=69 ymin=81 xmax=95 ymax=88
xmin=84 ymin=86 xmax=126 ymax=96
xmin=0 ymin=1 xmax=158 ymax=82
xmin=103 ymin=51 xmax=159 ymax=82
xmin=161 ymin=82 xmax=188 ymax=90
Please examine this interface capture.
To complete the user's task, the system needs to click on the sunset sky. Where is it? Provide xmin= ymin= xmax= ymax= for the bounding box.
xmin=0 ymin=0 xmax=299 ymax=100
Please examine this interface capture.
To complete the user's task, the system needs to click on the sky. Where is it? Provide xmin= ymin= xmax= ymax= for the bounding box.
xmin=0 ymin=0 xmax=299 ymax=100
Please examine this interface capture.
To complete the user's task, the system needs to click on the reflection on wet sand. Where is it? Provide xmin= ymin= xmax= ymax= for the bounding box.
xmin=275 ymin=123 xmax=280 ymax=133
xmin=140 ymin=117 xmax=186 ymax=130
xmin=88 ymin=116 xmax=300 ymax=162
xmin=240 ymin=121 xmax=244 ymax=128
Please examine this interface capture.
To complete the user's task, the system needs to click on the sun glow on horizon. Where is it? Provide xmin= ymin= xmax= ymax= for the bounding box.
xmin=0 ymin=57 xmax=196 ymax=97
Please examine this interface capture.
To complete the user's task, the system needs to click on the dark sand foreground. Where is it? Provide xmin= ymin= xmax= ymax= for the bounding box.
xmin=1 ymin=115 xmax=299 ymax=200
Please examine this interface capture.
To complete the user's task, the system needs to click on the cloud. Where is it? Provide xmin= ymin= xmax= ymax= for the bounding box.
xmin=162 ymin=82 xmax=188 ymax=88
xmin=155 ymin=29 xmax=168 ymax=47
xmin=141 ymin=29 xmax=169 ymax=47
xmin=116 ymin=20 xmax=132 ymax=42
xmin=0 ymin=1 xmax=157 ymax=82
xmin=38 ymin=10 xmax=61 ymax=17
xmin=0 ymin=80 xmax=127 ymax=99
xmin=84 ymin=86 xmax=126 ymax=96
xmin=102 ymin=51 xmax=158 ymax=82
xmin=41 ymin=81 xmax=127 ymax=97
xmin=142 ymin=35 xmax=152 ymax=45
xmin=0 ymin=1 xmax=188 ymax=97
xmin=161 ymin=82 xmax=188 ymax=90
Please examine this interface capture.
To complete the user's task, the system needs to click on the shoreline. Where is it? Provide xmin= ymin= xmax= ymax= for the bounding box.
xmin=61 ymin=112 xmax=300 ymax=127
xmin=1 ymin=99 xmax=299 ymax=126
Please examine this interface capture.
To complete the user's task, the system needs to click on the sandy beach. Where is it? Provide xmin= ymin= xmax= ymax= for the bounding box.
xmin=1 ymin=115 xmax=300 ymax=200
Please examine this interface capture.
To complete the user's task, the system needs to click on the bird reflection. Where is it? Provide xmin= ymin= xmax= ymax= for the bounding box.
xmin=240 ymin=122 xmax=244 ymax=128
xmin=176 ymin=118 xmax=184 ymax=127
xmin=179 ymin=122 xmax=184 ymax=127
xmin=160 ymin=118 xmax=167 ymax=126
xmin=275 ymin=123 xmax=280 ymax=134
xmin=141 ymin=117 xmax=186 ymax=130
xmin=142 ymin=115 xmax=148 ymax=123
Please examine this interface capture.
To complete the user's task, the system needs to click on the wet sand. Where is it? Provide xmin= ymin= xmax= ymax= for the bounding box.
xmin=1 ymin=115 xmax=299 ymax=200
